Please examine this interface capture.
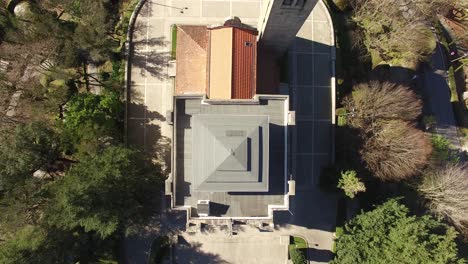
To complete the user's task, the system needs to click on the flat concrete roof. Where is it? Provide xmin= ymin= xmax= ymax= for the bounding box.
xmin=192 ymin=114 xmax=269 ymax=192
xmin=173 ymin=96 xmax=288 ymax=217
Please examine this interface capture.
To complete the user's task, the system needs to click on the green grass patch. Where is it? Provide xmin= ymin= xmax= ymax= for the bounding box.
xmin=292 ymin=236 xmax=307 ymax=249
xmin=171 ymin=25 xmax=177 ymax=60
xmin=447 ymin=66 xmax=458 ymax=102
xmin=435 ymin=22 xmax=458 ymax=103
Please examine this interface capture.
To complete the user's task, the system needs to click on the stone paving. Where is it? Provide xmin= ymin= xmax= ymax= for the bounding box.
xmin=175 ymin=226 xmax=289 ymax=264
xmin=290 ymin=1 xmax=335 ymax=189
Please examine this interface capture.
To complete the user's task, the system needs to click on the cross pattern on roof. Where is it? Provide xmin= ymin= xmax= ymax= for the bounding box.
xmin=192 ymin=114 xmax=269 ymax=192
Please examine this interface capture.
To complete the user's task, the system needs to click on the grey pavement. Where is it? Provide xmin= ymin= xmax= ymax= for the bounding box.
xmin=124 ymin=0 xmax=337 ymax=263
xmin=421 ymin=42 xmax=462 ymax=149
xmin=175 ymin=228 xmax=289 ymax=264
xmin=290 ymin=2 xmax=335 ymax=189
xmin=284 ymin=1 xmax=337 ymax=262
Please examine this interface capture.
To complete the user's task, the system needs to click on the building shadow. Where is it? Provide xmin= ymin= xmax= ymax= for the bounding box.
xmin=209 ymin=202 xmax=230 ymax=217
xmin=307 ymin=248 xmax=334 ymax=263
xmin=174 ymin=240 xmax=231 ymax=264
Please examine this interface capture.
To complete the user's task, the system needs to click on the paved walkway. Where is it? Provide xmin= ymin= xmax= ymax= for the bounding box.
xmin=421 ymin=41 xmax=462 ymax=149
xmin=175 ymin=228 xmax=289 ymax=264
xmin=290 ymin=0 xmax=335 ymax=188
xmin=287 ymin=1 xmax=337 ymax=263
xmin=125 ymin=0 xmax=336 ymax=263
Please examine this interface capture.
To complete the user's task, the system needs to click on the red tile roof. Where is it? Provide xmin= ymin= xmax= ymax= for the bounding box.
xmin=232 ymin=27 xmax=257 ymax=99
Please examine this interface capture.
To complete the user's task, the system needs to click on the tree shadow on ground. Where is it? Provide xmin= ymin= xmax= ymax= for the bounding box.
xmin=138 ymin=0 xmax=155 ymax=18
xmin=174 ymin=239 xmax=231 ymax=264
xmin=127 ymin=87 xmax=171 ymax=175
xmin=369 ymin=65 xmax=418 ymax=90
xmin=129 ymin=9 xmax=170 ymax=80
xmin=130 ymin=42 xmax=170 ymax=80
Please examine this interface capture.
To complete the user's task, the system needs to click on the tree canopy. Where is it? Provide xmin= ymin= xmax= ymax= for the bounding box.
xmin=0 ymin=225 xmax=74 ymax=264
xmin=361 ymin=120 xmax=432 ymax=181
xmin=418 ymin=164 xmax=468 ymax=238
xmin=337 ymin=170 xmax=366 ymax=198
xmin=342 ymin=81 xmax=431 ymax=181
xmin=0 ymin=0 xmax=153 ymax=262
xmin=47 ymin=146 xmax=164 ymax=238
xmin=343 ymin=81 xmax=422 ymax=131
xmin=61 ymin=91 xmax=123 ymax=154
xmin=350 ymin=0 xmax=436 ymax=67
xmin=0 ymin=122 xmax=60 ymax=189
xmin=332 ymin=199 xmax=464 ymax=264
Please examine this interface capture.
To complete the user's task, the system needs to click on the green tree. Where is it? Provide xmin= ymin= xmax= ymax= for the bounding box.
xmin=0 ymin=225 xmax=74 ymax=264
xmin=332 ymin=199 xmax=464 ymax=264
xmin=337 ymin=170 xmax=365 ymax=198
xmin=47 ymin=146 xmax=164 ymax=238
xmin=43 ymin=0 xmax=119 ymax=64
xmin=61 ymin=92 xmax=123 ymax=154
xmin=0 ymin=122 xmax=60 ymax=189
xmin=63 ymin=92 xmax=122 ymax=132
xmin=0 ymin=225 xmax=48 ymax=264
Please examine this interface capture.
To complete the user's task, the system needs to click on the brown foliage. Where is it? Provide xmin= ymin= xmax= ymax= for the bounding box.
xmin=343 ymin=81 xmax=422 ymax=131
xmin=361 ymin=120 xmax=432 ymax=181
xmin=418 ymin=164 xmax=468 ymax=238
xmin=350 ymin=0 xmax=437 ymax=65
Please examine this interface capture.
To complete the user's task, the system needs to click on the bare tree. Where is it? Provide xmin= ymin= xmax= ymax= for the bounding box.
xmin=361 ymin=120 xmax=432 ymax=181
xmin=412 ymin=0 xmax=468 ymax=22
xmin=418 ymin=164 xmax=468 ymax=238
xmin=343 ymin=81 xmax=422 ymax=131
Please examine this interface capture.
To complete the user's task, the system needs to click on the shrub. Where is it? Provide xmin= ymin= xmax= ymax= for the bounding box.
xmin=431 ymin=135 xmax=459 ymax=164
xmin=290 ymin=247 xmax=307 ymax=264
xmin=337 ymin=170 xmax=366 ymax=198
